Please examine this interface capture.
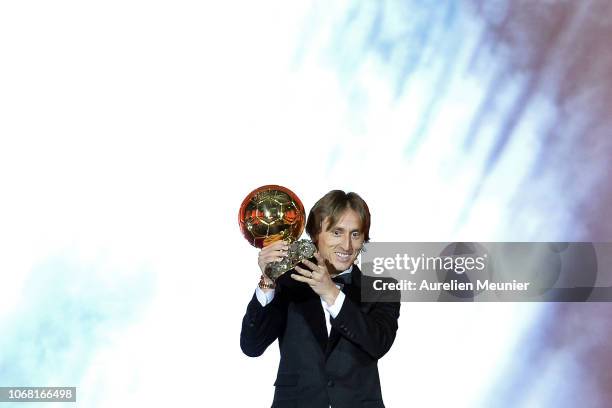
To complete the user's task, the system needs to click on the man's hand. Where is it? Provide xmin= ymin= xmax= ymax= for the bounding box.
xmin=292 ymin=252 xmax=340 ymax=306
xmin=258 ymin=240 xmax=289 ymax=288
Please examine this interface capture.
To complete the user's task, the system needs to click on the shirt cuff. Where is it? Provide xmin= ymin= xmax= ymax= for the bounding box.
xmin=323 ymin=291 xmax=345 ymax=319
xmin=255 ymin=286 xmax=275 ymax=307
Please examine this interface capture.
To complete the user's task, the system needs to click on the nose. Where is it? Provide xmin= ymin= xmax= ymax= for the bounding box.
xmin=341 ymin=234 xmax=353 ymax=252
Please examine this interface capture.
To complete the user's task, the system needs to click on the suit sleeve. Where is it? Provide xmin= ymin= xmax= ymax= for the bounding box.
xmin=330 ymin=288 xmax=400 ymax=360
xmin=240 ymin=287 xmax=288 ymax=357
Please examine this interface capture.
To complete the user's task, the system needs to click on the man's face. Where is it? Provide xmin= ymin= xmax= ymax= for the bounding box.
xmin=316 ymin=208 xmax=365 ymax=274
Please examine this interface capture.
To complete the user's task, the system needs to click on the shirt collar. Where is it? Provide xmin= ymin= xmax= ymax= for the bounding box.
xmin=334 ymin=265 xmax=353 ymax=277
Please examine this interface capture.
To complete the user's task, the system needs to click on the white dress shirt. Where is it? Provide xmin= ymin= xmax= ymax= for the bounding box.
xmin=255 ymin=266 xmax=352 ymax=335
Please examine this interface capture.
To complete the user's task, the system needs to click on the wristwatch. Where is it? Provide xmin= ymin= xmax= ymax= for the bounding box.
xmin=258 ymin=274 xmax=276 ymax=290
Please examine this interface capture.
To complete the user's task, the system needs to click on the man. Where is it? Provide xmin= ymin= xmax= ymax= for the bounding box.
xmin=241 ymin=190 xmax=400 ymax=408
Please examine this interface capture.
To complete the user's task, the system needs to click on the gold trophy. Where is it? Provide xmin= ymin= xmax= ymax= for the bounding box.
xmin=238 ymin=185 xmax=316 ymax=281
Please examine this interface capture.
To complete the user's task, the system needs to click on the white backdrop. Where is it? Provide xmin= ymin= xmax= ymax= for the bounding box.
xmin=2 ymin=1 xmax=609 ymax=407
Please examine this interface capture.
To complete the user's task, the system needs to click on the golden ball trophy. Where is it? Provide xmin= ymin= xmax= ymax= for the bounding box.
xmin=238 ymin=185 xmax=316 ymax=281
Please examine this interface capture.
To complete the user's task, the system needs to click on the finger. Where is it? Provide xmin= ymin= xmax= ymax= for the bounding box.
xmin=278 ymin=239 xmax=290 ymax=247
xmin=271 ymin=240 xmax=289 ymax=248
xmin=314 ymin=251 xmax=325 ymax=266
xmin=268 ymin=240 xmax=289 ymax=251
xmin=260 ymin=249 xmax=288 ymax=262
xmin=294 ymin=265 xmax=313 ymax=278
xmin=262 ymin=256 xmax=284 ymax=264
xmin=269 ymin=249 xmax=288 ymax=257
xmin=302 ymin=259 xmax=319 ymax=269
xmin=262 ymin=243 xmax=289 ymax=254
xmin=301 ymin=258 xmax=320 ymax=271
xmin=291 ymin=273 xmax=315 ymax=285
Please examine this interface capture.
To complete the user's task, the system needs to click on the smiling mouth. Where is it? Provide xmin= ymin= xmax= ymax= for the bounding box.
xmin=335 ymin=252 xmax=352 ymax=261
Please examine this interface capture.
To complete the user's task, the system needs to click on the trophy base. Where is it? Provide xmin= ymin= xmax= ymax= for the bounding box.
xmin=265 ymin=239 xmax=316 ymax=281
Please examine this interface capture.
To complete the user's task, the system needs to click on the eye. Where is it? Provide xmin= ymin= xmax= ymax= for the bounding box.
xmin=333 ymin=230 xmax=341 ymax=236
xmin=351 ymin=232 xmax=361 ymax=238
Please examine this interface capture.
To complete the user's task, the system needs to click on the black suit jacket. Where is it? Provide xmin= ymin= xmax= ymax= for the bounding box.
xmin=240 ymin=264 xmax=400 ymax=408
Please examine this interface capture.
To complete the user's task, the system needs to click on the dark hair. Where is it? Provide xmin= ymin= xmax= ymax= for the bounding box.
xmin=306 ymin=190 xmax=370 ymax=243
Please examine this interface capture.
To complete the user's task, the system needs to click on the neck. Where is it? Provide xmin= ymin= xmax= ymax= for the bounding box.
xmin=329 ymin=262 xmax=353 ymax=277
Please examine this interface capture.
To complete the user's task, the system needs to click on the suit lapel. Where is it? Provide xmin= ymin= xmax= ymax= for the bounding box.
xmin=278 ymin=272 xmax=328 ymax=356
xmin=291 ymin=264 xmax=380 ymax=358
xmin=345 ymin=264 xmax=377 ymax=311
xmin=298 ymin=295 xmax=328 ymax=355
xmin=326 ymin=265 xmax=371 ymax=358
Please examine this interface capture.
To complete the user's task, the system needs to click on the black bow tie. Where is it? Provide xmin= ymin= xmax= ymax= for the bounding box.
xmin=332 ymin=273 xmax=352 ymax=286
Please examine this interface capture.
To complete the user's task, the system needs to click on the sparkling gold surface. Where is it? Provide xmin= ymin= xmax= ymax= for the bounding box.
xmin=238 ymin=185 xmax=306 ymax=249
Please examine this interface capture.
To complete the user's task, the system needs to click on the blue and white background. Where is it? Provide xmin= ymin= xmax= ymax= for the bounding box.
xmin=1 ymin=0 xmax=611 ymax=407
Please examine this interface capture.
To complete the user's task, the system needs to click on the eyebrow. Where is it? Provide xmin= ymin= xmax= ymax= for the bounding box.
xmin=331 ymin=226 xmax=361 ymax=233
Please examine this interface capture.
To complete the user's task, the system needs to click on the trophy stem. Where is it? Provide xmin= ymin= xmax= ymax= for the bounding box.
xmin=265 ymin=239 xmax=316 ymax=281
